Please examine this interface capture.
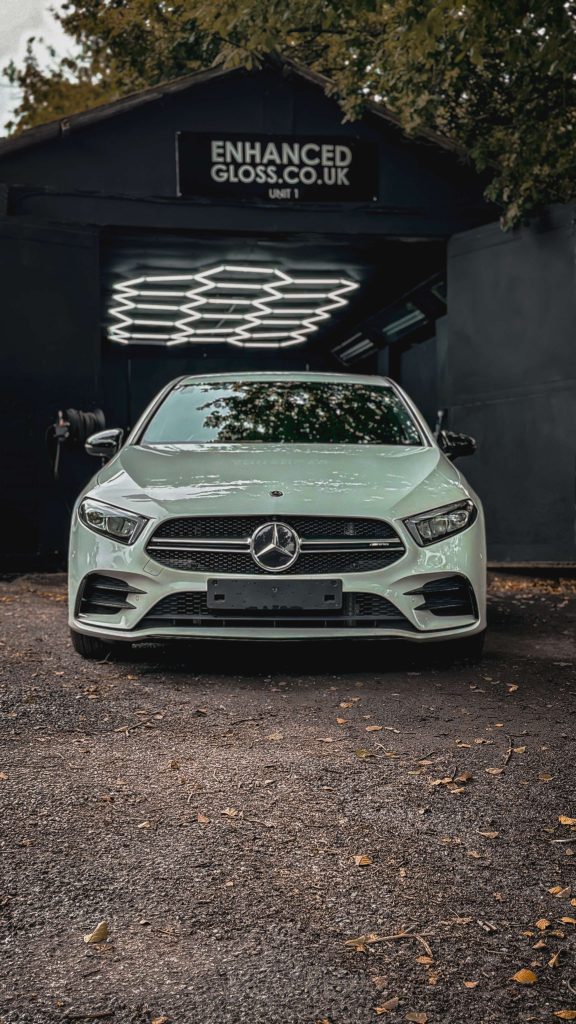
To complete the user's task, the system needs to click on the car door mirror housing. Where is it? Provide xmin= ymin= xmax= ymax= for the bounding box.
xmin=438 ymin=430 xmax=476 ymax=461
xmin=85 ymin=428 xmax=124 ymax=459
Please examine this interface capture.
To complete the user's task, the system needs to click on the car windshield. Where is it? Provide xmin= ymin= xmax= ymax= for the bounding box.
xmin=141 ymin=380 xmax=423 ymax=446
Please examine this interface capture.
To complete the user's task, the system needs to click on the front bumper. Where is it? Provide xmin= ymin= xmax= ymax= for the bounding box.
xmin=68 ymin=513 xmax=486 ymax=643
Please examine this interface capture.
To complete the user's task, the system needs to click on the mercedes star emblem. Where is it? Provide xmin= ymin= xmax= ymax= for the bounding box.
xmin=250 ymin=522 xmax=300 ymax=572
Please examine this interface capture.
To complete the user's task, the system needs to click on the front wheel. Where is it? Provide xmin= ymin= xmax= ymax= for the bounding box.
xmin=70 ymin=627 xmax=128 ymax=661
xmin=432 ymin=629 xmax=486 ymax=664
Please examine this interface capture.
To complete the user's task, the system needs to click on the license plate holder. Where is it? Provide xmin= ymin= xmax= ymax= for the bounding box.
xmin=207 ymin=578 xmax=343 ymax=611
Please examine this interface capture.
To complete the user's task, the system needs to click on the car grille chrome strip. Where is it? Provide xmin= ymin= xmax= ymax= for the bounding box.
xmin=146 ymin=537 xmax=405 ymax=554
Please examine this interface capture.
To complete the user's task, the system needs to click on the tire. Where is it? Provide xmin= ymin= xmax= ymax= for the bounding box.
xmin=70 ymin=627 xmax=127 ymax=661
xmin=431 ymin=629 xmax=486 ymax=664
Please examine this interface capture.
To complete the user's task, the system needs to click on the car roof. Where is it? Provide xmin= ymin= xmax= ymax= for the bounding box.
xmin=177 ymin=372 xmax=392 ymax=387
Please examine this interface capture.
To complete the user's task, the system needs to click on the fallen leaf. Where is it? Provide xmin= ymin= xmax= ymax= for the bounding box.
xmin=536 ymin=919 xmax=550 ymax=930
xmin=478 ymin=831 xmax=499 ymax=838
xmin=416 ymin=955 xmax=433 ymax=965
xmin=550 ymin=886 xmax=564 ymax=895
xmin=513 ymin=746 xmax=526 ymax=753
xmin=152 ymin=1017 xmax=169 ymax=1024
xmin=533 ymin=940 xmax=547 ymax=949
xmin=456 ymin=771 xmax=473 ymax=782
xmin=555 ymin=1012 xmax=576 ymax=1020
xmin=511 ymin=969 xmax=537 ymax=984
xmin=197 ymin=813 xmax=209 ymax=823
xmin=463 ymin=981 xmax=479 ymax=988
xmin=561 ymin=918 xmax=576 ymax=924
xmin=467 ymin=850 xmax=481 ymax=858
xmin=222 ymin=807 xmax=238 ymax=817
xmin=549 ymin=951 xmax=562 ymax=968
xmin=354 ymin=855 xmax=372 ymax=866
xmin=319 ymin=737 xmax=334 ymax=743
xmin=137 ymin=821 xmax=150 ymax=829
xmin=340 ymin=702 xmax=353 ymax=708
xmin=539 ymin=772 xmax=553 ymax=782
xmin=372 ymin=976 xmax=388 ymax=988
xmin=84 ymin=921 xmax=108 ymax=944
xmin=0 ymin=772 xmax=7 ymax=780
xmin=560 ymin=816 xmax=576 ymax=826
xmin=485 ymin=768 xmax=503 ymax=775
xmin=376 ymin=997 xmax=399 ymax=1011
xmin=557 ymin=887 xmax=572 ymax=898
xmin=355 ymin=749 xmax=375 ymax=759
xmin=268 ymin=733 xmax=283 ymax=740
xmin=366 ymin=725 xmax=383 ymax=732
xmin=337 ymin=718 xmax=347 ymax=724
xmin=508 ymin=685 xmax=518 ymax=692
xmin=405 ymin=1014 xmax=428 ymax=1023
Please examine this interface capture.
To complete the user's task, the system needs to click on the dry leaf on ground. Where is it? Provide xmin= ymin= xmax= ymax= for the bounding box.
xmin=416 ymin=955 xmax=433 ymax=965
xmin=222 ymin=807 xmax=238 ymax=817
xmin=268 ymin=733 xmax=283 ymax=740
xmin=354 ymin=855 xmax=372 ymax=866
xmin=560 ymin=816 xmax=576 ymax=825
xmin=486 ymin=768 xmax=503 ymax=775
xmin=512 ymin=969 xmax=537 ymax=984
xmin=366 ymin=725 xmax=383 ymax=732
xmin=561 ymin=918 xmax=576 ymax=924
xmin=464 ymin=981 xmax=479 ymax=988
xmin=151 ymin=1018 xmax=169 ymax=1024
xmin=539 ymin=772 xmax=553 ymax=782
xmin=549 ymin=951 xmax=562 ymax=968
xmin=197 ymin=813 xmax=209 ymax=823
xmin=84 ymin=921 xmax=108 ymax=944
xmin=356 ymin=749 xmax=374 ymax=758
xmin=536 ymin=919 xmax=550 ymax=930
xmin=405 ymin=1014 xmax=428 ymax=1023
xmin=478 ymin=831 xmax=498 ymax=838
xmin=137 ymin=821 xmax=150 ymax=829
xmin=555 ymin=1012 xmax=576 ymax=1020
xmin=378 ymin=996 xmax=399 ymax=1011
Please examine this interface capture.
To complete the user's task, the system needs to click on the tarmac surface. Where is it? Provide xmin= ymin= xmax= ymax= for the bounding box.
xmin=1 ymin=571 xmax=576 ymax=1024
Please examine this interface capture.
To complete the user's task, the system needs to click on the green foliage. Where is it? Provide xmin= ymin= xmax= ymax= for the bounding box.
xmin=5 ymin=0 xmax=576 ymax=225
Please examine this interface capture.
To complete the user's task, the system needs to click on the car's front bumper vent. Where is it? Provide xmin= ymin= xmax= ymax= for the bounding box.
xmin=146 ymin=515 xmax=405 ymax=575
xmin=137 ymin=590 xmax=415 ymax=630
xmin=406 ymin=575 xmax=478 ymax=618
xmin=77 ymin=574 xmax=144 ymax=617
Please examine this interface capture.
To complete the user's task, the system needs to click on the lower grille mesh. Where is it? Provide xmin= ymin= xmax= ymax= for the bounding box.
xmin=137 ymin=591 xmax=414 ymax=631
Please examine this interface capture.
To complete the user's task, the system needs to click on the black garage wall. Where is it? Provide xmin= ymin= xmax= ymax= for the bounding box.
xmin=443 ymin=205 xmax=576 ymax=562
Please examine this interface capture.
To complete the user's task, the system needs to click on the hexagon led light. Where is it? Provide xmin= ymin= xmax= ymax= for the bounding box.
xmin=108 ymin=265 xmax=359 ymax=348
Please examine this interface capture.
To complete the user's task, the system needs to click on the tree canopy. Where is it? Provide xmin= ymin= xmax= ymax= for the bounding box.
xmin=5 ymin=0 xmax=576 ymax=226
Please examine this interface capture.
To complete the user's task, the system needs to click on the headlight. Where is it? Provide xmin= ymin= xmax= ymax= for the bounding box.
xmin=403 ymin=499 xmax=477 ymax=546
xmin=78 ymin=499 xmax=149 ymax=545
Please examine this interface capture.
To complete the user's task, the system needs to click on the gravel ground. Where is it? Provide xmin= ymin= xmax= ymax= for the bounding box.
xmin=1 ymin=572 xmax=576 ymax=1024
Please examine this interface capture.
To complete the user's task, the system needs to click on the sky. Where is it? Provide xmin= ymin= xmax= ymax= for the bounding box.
xmin=0 ymin=0 xmax=70 ymax=132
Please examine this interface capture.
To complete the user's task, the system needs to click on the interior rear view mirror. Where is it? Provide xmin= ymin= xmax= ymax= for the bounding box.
xmin=438 ymin=429 xmax=477 ymax=461
xmin=85 ymin=428 xmax=124 ymax=459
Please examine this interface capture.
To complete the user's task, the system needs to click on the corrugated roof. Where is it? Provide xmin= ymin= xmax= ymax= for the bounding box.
xmin=0 ymin=56 xmax=473 ymax=161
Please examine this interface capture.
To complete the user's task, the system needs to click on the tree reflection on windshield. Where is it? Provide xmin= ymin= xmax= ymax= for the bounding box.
xmin=144 ymin=381 xmax=423 ymax=445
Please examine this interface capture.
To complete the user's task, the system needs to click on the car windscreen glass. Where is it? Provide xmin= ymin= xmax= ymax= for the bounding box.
xmin=140 ymin=381 xmax=423 ymax=445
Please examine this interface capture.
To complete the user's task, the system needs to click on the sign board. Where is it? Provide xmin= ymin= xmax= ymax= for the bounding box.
xmin=177 ymin=132 xmax=378 ymax=202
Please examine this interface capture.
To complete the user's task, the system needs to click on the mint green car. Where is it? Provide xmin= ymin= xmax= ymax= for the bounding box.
xmin=68 ymin=373 xmax=486 ymax=658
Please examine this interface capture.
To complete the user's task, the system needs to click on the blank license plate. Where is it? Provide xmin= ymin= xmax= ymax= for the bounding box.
xmin=207 ymin=578 xmax=343 ymax=611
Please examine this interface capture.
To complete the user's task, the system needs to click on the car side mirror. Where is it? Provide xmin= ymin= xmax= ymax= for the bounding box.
xmin=85 ymin=428 xmax=124 ymax=459
xmin=438 ymin=430 xmax=476 ymax=461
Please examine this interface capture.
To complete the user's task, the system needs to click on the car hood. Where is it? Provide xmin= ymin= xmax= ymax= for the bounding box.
xmin=87 ymin=443 xmax=470 ymax=522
